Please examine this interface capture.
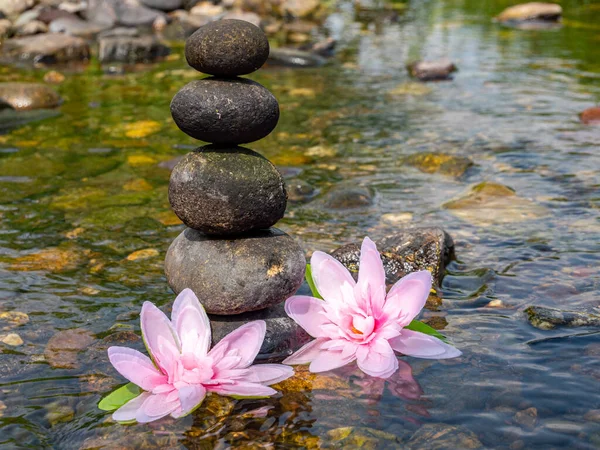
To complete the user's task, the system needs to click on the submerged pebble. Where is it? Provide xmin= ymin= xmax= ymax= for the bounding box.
xmin=407 ymin=59 xmax=457 ymax=81
xmin=0 ymin=83 xmax=61 ymax=111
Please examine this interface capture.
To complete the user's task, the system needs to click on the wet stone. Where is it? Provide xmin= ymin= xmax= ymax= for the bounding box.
xmin=495 ymin=2 xmax=562 ymax=23
xmin=44 ymin=328 xmax=95 ymax=369
xmin=287 ymin=178 xmax=318 ymax=203
xmin=48 ymin=17 xmax=108 ymax=37
xmin=0 ymin=83 xmax=61 ymax=110
xmin=0 ymin=33 xmax=90 ymax=65
xmin=185 ymin=19 xmax=270 ymax=76
xmin=98 ymin=35 xmax=171 ymax=63
xmin=407 ymin=59 xmax=457 ymax=81
xmin=210 ymin=302 xmax=310 ymax=361
xmin=331 ymin=227 xmax=454 ymax=287
xmin=406 ymin=424 xmax=483 ymax=450
xmin=323 ymin=186 xmax=374 ymax=210
xmin=165 ymin=227 xmax=306 ymax=315
xmin=140 ymin=0 xmax=183 ymax=11
xmin=170 ymin=77 xmax=280 ymax=145
xmin=325 ymin=426 xmax=401 ymax=449
xmin=580 ymin=107 xmax=600 ymax=125
xmin=267 ymin=47 xmax=327 ymax=68
xmin=525 ymin=305 xmax=600 ymax=330
xmin=169 ymin=146 xmax=287 ymax=235
xmin=403 ymin=152 xmax=473 ymax=178
xmin=514 ymin=407 xmax=538 ymax=430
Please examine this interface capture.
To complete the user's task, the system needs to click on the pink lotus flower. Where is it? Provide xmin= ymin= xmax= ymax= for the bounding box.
xmin=284 ymin=237 xmax=461 ymax=378
xmin=107 ymin=289 xmax=293 ymax=423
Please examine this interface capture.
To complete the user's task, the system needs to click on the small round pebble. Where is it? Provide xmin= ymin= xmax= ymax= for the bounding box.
xmin=169 ymin=146 xmax=287 ymax=235
xmin=165 ymin=227 xmax=306 ymax=315
xmin=185 ymin=19 xmax=270 ymax=76
xmin=170 ymin=77 xmax=279 ymax=145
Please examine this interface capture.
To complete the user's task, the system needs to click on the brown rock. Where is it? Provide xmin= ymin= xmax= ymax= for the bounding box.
xmin=44 ymin=328 xmax=95 ymax=369
xmin=15 ymin=20 xmax=48 ymax=36
xmin=408 ymin=59 xmax=457 ymax=81
xmin=43 ymin=70 xmax=65 ymax=84
xmin=580 ymin=106 xmax=600 ymax=125
xmin=0 ymin=0 xmax=34 ymax=16
xmin=495 ymin=3 xmax=562 ymax=22
xmin=584 ymin=410 xmax=600 ymax=423
xmin=406 ymin=424 xmax=483 ymax=449
xmin=9 ymin=247 xmax=84 ymax=272
xmin=281 ymin=0 xmax=321 ymax=19
xmin=403 ymin=152 xmax=473 ymax=178
xmin=0 ymin=311 xmax=29 ymax=330
xmin=514 ymin=407 xmax=538 ymax=430
xmin=0 ymin=82 xmax=61 ymax=110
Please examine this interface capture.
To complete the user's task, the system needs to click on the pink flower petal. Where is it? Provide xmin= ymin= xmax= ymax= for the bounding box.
xmin=285 ymin=295 xmax=329 ymax=338
xmin=107 ymin=346 xmax=168 ymax=391
xmin=355 ymin=237 xmax=387 ymax=315
xmin=112 ymin=392 xmax=150 ymax=422
xmin=311 ymin=251 xmax=356 ymax=306
xmin=356 ymin=339 xmax=398 ymax=379
xmin=173 ymin=384 xmax=206 ymax=418
xmin=208 ymin=381 xmax=277 ymax=398
xmin=309 ymin=348 xmax=356 ymax=373
xmin=171 ymin=288 xmax=211 ymax=357
xmin=209 ymin=321 xmax=265 ymax=371
xmin=389 ymin=329 xmax=462 ymax=359
xmin=383 ymin=271 xmax=432 ymax=326
xmin=245 ymin=364 xmax=294 ymax=385
xmin=283 ymin=338 xmax=326 ymax=365
xmin=140 ymin=302 xmax=181 ymax=375
xmin=136 ymin=392 xmax=179 ymax=423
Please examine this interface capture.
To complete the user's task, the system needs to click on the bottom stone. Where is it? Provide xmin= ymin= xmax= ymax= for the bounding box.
xmin=165 ymin=227 xmax=306 ymax=315
xmin=210 ymin=302 xmax=311 ymax=362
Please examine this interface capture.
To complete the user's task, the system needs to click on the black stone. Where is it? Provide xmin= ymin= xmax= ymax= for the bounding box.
xmin=165 ymin=227 xmax=306 ymax=315
xmin=330 ymin=228 xmax=455 ymax=287
xmin=185 ymin=19 xmax=269 ymax=76
xmin=210 ymin=302 xmax=311 ymax=362
xmin=170 ymin=77 xmax=279 ymax=145
xmin=168 ymin=146 xmax=287 ymax=235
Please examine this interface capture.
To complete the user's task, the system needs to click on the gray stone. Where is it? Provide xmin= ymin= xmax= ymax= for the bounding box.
xmin=406 ymin=424 xmax=483 ymax=450
xmin=140 ymin=0 xmax=183 ymax=11
xmin=0 ymin=33 xmax=90 ymax=64
xmin=98 ymin=35 xmax=170 ymax=63
xmin=170 ymin=77 xmax=279 ymax=145
xmin=287 ymin=178 xmax=318 ymax=203
xmin=0 ymin=83 xmax=62 ymax=110
xmin=525 ymin=306 xmax=600 ymax=330
xmin=0 ymin=0 xmax=34 ymax=16
xmin=407 ymin=59 xmax=457 ymax=81
xmin=169 ymin=146 xmax=287 ymax=235
xmin=0 ymin=109 xmax=60 ymax=134
xmin=210 ymin=302 xmax=310 ymax=361
xmin=267 ymin=47 xmax=326 ymax=68
xmin=185 ymin=19 xmax=269 ymax=76
xmin=165 ymin=227 xmax=306 ymax=315
xmin=85 ymin=0 xmax=167 ymax=27
xmin=48 ymin=17 xmax=108 ymax=37
xmin=330 ymin=228 xmax=455 ymax=287
xmin=15 ymin=20 xmax=49 ymax=36
xmin=323 ymin=186 xmax=373 ymax=210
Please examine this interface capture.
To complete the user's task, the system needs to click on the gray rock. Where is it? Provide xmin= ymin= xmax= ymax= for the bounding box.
xmin=165 ymin=227 xmax=306 ymax=315
xmin=267 ymin=47 xmax=327 ymax=68
xmin=161 ymin=11 xmax=208 ymax=40
xmin=0 ymin=83 xmax=62 ymax=110
xmin=98 ymin=35 xmax=170 ymax=63
xmin=185 ymin=19 xmax=269 ymax=76
xmin=85 ymin=0 xmax=168 ymax=27
xmin=287 ymin=178 xmax=318 ymax=203
xmin=49 ymin=17 xmax=108 ymax=37
xmin=406 ymin=424 xmax=483 ymax=450
xmin=0 ymin=33 xmax=90 ymax=64
xmin=222 ymin=10 xmax=261 ymax=27
xmin=407 ymin=59 xmax=457 ymax=81
xmin=0 ymin=109 xmax=61 ymax=134
xmin=0 ymin=0 xmax=34 ymax=16
xmin=140 ymin=0 xmax=183 ymax=11
xmin=37 ymin=8 xmax=79 ymax=24
xmin=330 ymin=227 xmax=455 ymax=287
xmin=15 ymin=20 xmax=49 ymax=36
xmin=169 ymin=146 xmax=287 ymax=235
xmin=170 ymin=77 xmax=279 ymax=145
xmin=0 ymin=18 xmax=11 ymax=38
xmin=210 ymin=302 xmax=310 ymax=361
xmin=525 ymin=306 xmax=600 ymax=330
xmin=323 ymin=186 xmax=373 ymax=210
xmin=97 ymin=26 xmax=140 ymax=38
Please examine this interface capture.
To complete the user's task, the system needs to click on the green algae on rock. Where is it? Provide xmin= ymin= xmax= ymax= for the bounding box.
xmin=443 ymin=181 xmax=549 ymax=226
xmin=525 ymin=306 xmax=600 ymax=330
xmin=406 ymin=423 xmax=483 ymax=449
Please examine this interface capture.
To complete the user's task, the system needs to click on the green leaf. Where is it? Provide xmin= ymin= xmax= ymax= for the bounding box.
xmin=305 ymin=264 xmax=323 ymax=300
xmin=98 ymin=383 xmax=142 ymax=412
xmin=405 ymin=320 xmax=448 ymax=342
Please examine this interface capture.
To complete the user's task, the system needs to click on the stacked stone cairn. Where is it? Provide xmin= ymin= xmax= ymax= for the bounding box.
xmin=165 ymin=19 xmax=307 ymax=353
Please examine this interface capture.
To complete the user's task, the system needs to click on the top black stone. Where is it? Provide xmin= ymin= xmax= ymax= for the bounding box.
xmin=185 ymin=19 xmax=270 ymax=76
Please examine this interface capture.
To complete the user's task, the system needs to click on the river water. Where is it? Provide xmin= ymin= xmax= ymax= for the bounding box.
xmin=1 ymin=0 xmax=599 ymax=448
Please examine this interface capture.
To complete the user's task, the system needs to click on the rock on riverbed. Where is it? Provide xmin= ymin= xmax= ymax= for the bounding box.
xmin=0 ymin=83 xmax=61 ymax=110
xmin=495 ymin=2 xmax=562 ymax=23
xmin=0 ymin=33 xmax=90 ymax=65
xmin=525 ymin=306 xmax=600 ymax=330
